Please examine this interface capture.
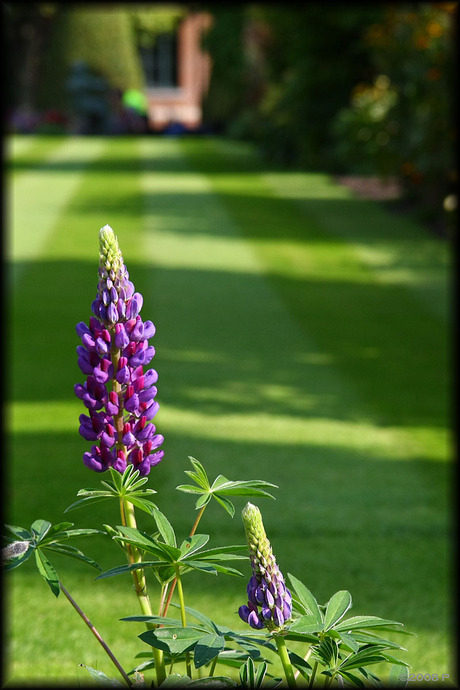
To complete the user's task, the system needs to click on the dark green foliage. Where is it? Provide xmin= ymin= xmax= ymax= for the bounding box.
xmin=201 ymin=6 xmax=250 ymax=130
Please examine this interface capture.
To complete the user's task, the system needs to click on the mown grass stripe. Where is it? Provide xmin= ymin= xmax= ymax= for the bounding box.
xmin=6 ymin=136 xmax=107 ymax=286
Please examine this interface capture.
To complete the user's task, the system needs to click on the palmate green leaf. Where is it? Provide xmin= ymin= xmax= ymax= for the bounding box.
xmin=337 ymin=670 xmax=366 ymax=688
xmin=181 ymin=560 xmax=244 ymax=577
xmin=64 ymin=466 xmax=157 ymax=514
xmin=209 ymin=476 xmax=277 ymax=499
xmin=337 ymin=631 xmax=360 ymax=653
xmin=334 ymin=615 xmax=405 ymax=633
xmin=125 ymin=495 xmax=158 ymax=516
xmin=288 ymin=615 xmax=324 ymax=634
xmin=31 ymin=519 xmax=52 ymax=541
xmin=179 ymin=534 xmax=210 ymax=559
xmin=239 ymin=657 xmax=271 ymax=688
xmin=185 ymin=457 xmax=210 ymax=489
xmin=170 ymin=603 xmax=220 ymax=634
xmin=175 ymin=484 xmax=206 ymax=495
xmin=338 ymin=645 xmax=391 ymax=672
xmin=34 ymin=549 xmax=60 ymax=597
xmin=112 ymin=525 xmax=179 ymax=560
xmin=4 ymin=524 xmax=32 ymax=540
xmin=324 ymin=590 xmax=353 ymax=631
xmin=177 ymin=458 xmax=277 ymax=517
xmin=79 ymin=665 xmax=124 ymax=686
xmin=43 ymin=543 xmax=101 ymax=571
xmin=121 ymin=614 xmax=183 ymax=626
xmin=64 ymin=492 xmax=117 ymax=513
xmin=152 ymin=508 xmax=177 ymax=547
xmin=224 ymin=630 xmax=277 ymax=657
xmin=288 ymin=651 xmax=313 ymax=681
xmin=351 ymin=630 xmax=407 ymax=651
xmin=140 ymin=626 xmax=206 ymax=655
xmin=212 ymin=493 xmax=236 ymax=517
xmin=287 ymin=573 xmax=323 ymax=622
xmin=311 ymin=636 xmax=339 ymax=669
xmin=283 ymin=631 xmax=319 ymax=644
xmin=38 ymin=521 xmax=73 ymax=538
xmin=96 ymin=560 xmax=168 ymax=580
xmin=194 ymin=632 xmax=226 ymax=668
xmin=388 ymin=664 xmax=410 ymax=686
xmin=41 ymin=527 xmax=104 ymax=544
xmin=211 ymin=650 xmax=253 ymax=670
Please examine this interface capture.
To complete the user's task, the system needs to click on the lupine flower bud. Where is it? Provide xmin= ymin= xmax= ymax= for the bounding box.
xmin=75 ymin=225 xmax=164 ymax=476
xmin=239 ymin=503 xmax=292 ymax=631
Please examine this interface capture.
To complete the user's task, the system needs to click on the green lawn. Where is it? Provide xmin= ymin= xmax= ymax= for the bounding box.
xmin=4 ymin=135 xmax=454 ymax=687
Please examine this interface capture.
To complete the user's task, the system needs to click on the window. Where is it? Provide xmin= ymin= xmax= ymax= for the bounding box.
xmin=140 ymin=32 xmax=178 ymax=88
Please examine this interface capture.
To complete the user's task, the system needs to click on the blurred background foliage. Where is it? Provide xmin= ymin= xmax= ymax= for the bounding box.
xmin=202 ymin=2 xmax=457 ymax=233
xmin=3 ymin=2 xmax=457 ymax=231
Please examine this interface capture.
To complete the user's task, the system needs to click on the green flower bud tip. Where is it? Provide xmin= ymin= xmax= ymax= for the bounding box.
xmin=242 ymin=502 xmax=275 ymax=572
xmin=99 ymin=224 xmax=123 ymax=276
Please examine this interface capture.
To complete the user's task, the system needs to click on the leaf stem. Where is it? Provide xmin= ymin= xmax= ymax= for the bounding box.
xmin=274 ymin=634 xmax=297 ymax=688
xmin=60 ymin=581 xmax=132 ymax=687
xmin=175 ymin=566 xmax=193 ymax=679
xmin=161 ymin=504 xmax=207 ymax=618
xmin=189 ymin=505 xmax=207 ymax=537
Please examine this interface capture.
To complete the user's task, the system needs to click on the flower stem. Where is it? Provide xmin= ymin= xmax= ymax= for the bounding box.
xmin=274 ymin=634 xmax=297 ymax=688
xmin=175 ymin=566 xmax=192 ymax=679
xmin=60 ymin=581 xmax=132 ymax=687
xmin=120 ymin=497 xmax=166 ymax=687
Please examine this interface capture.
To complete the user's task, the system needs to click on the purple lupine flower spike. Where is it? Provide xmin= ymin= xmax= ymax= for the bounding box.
xmin=239 ymin=503 xmax=292 ymax=631
xmin=75 ymin=225 xmax=164 ymax=475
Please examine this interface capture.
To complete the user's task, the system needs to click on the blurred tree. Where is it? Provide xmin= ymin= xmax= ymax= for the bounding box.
xmin=332 ymin=3 xmax=457 ymax=227
xmin=200 ymin=5 xmax=249 ymax=132
xmin=3 ymin=3 xmax=60 ymax=113
xmin=39 ymin=5 xmax=144 ymax=112
xmin=201 ymin=4 xmax=382 ymax=165
xmin=252 ymin=4 xmax=383 ymax=169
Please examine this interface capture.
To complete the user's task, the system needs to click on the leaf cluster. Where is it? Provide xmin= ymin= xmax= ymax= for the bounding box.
xmin=176 ymin=457 xmax=277 ymax=518
xmin=125 ymin=573 xmax=410 ymax=687
xmin=281 ymin=574 xmax=411 ymax=687
xmin=3 ymin=519 xmax=103 ymax=597
xmin=97 ymin=521 xmax=247 ymax=586
xmin=65 ymin=465 xmax=159 ymax=516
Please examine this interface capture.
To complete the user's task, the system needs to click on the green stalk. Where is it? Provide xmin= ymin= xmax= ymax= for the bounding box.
xmin=110 ymin=335 xmax=166 ymax=685
xmin=60 ymin=582 xmax=132 ymax=687
xmin=274 ymin=635 xmax=297 ymax=689
xmin=120 ymin=497 xmax=166 ymax=687
xmin=175 ymin=566 xmax=193 ymax=679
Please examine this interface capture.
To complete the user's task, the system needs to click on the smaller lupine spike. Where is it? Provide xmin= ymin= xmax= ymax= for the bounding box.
xmin=239 ymin=503 xmax=292 ymax=631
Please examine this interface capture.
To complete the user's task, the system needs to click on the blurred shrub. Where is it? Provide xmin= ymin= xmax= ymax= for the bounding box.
xmin=202 ymin=5 xmax=381 ymax=167
xmin=331 ymin=3 xmax=457 ymax=226
xmin=332 ymin=75 xmax=400 ymax=176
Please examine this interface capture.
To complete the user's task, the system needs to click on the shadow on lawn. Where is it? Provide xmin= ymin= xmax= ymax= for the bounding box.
xmin=9 ymin=257 xmax=449 ymax=432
